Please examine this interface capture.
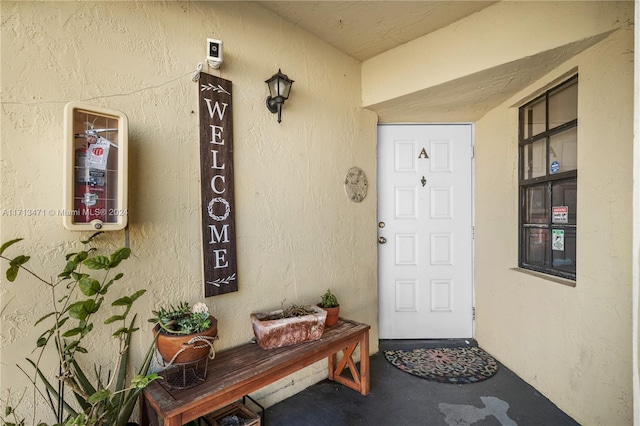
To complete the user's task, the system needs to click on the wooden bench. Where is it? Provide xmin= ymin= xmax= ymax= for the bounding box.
xmin=139 ymin=318 xmax=370 ymax=426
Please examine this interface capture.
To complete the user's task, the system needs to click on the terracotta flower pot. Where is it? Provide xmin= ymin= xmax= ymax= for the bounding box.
xmin=154 ymin=316 xmax=218 ymax=364
xmin=320 ymin=305 xmax=340 ymax=327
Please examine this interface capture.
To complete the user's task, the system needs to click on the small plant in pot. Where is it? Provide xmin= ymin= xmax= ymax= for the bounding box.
xmin=318 ymin=289 xmax=340 ymax=327
xmin=149 ymin=301 xmax=218 ymax=365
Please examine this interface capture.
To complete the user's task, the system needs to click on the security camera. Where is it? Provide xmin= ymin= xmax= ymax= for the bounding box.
xmin=207 ymin=38 xmax=223 ymax=69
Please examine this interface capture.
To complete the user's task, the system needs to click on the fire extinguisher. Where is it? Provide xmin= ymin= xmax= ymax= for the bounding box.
xmin=74 ymin=134 xmax=107 ymax=223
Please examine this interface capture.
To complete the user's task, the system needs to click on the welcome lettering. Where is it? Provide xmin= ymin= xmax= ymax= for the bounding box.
xmin=199 ymin=74 xmax=237 ymax=297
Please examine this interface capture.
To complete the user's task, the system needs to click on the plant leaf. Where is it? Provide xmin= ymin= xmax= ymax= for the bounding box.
xmin=65 ymin=340 xmax=79 ymax=352
xmin=80 ymin=322 xmax=93 ymax=337
xmin=100 ymin=279 xmax=114 ymax=295
xmin=109 ymin=247 xmax=131 ymax=268
xmin=112 ymin=327 xmax=128 ymax=338
xmin=71 ymin=272 xmax=86 ymax=281
xmin=131 ymin=373 xmax=161 ymax=389
xmin=83 ymin=255 xmax=110 ymax=270
xmin=69 ymin=358 xmax=96 ymax=402
xmin=104 ymin=315 xmax=124 ymax=324
xmin=87 ymin=389 xmax=111 ymax=404
xmin=129 ymin=289 xmax=146 ymax=302
xmin=58 ymin=260 xmax=77 ymax=278
xmin=68 ymin=301 xmax=94 ymax=320
xmin=112 ymin=296 xmax=131 ymax=307
xmin=72 ymin=251 xmax=89 ymax=264
xmin=34 ymin=311 xmax=56 ymax=326
xmin=79 ymin=276 xmax=101 ymax=296
xmin=6 ymin=265 xmax=19 ymax=282
xmin=0 ymin=238 xmax=22 ymax=255
xmin=6 ymin=254 xmax=30 ymax=280
xmin=63 ymin=327 xmax=83 ymax=337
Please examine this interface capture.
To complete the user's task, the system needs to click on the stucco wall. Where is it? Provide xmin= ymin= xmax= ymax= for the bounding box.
xmin=474 ymin=27 xmax=634 ymax=425
xmin=0 ymin=1 xmax=378 ymax=422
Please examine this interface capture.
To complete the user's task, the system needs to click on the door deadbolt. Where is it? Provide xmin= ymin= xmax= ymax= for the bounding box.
xmin=379 ymin=221 xmax=385 ymax=228
xmin=378 ymin=237 xmax=387 ymax=244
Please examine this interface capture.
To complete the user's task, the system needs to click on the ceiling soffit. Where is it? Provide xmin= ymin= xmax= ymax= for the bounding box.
xmin=370 ymin=33 xmax=612 ymax=123
xmin=257 ymin=1 xmax=498 ymax=61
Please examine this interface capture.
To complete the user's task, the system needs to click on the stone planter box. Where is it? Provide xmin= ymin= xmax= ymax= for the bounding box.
xmin=250 ymin=305 xmax=327 ymax=349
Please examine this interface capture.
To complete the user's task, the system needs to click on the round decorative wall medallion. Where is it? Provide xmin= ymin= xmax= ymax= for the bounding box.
xmin=344 ymin=167 xmax=368 ymax=203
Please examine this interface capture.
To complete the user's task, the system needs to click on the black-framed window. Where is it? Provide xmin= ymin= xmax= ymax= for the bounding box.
xmin=518 ymin=75 xmax=577 ymax=280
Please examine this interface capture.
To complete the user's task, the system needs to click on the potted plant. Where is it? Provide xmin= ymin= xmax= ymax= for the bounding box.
xmin=251 ymin=303 xmax=327 ymax=349
xmin=0 ymin=234 xmax=160 ymax=426
xmin=318 ymin=289 xmax=340 ymax=327
xmin=149 ymin=301 xmax=218 ymax=364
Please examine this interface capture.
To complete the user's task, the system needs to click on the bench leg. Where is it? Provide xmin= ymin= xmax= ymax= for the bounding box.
xmin=327 ymin=332 xmax=370 ymax=395
xmin=359 ymin=330 xmax=370 ymax=395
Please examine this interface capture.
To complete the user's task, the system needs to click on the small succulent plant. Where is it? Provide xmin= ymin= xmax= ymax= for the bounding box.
xmin=149 ymin=301 xmax=212 ymax=335
xmin=319 ymin=289 xmax=339 ymax=308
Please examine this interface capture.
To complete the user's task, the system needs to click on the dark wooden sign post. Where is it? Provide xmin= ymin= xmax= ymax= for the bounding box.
xmin=199 ymin=73 xmax=237 ymax=297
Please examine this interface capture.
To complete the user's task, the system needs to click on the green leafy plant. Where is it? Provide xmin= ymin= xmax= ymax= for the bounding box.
xmin=319 ymin=289 xmax=339 ymax=308
xmin=149 ymin=301 xmax=211 ymax=335
xmin=0 ymin=233 xmax=160 ymax=426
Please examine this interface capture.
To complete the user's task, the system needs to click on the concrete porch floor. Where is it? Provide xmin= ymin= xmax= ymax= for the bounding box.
xmin=263 ymin=340 xmax=579 ymax=426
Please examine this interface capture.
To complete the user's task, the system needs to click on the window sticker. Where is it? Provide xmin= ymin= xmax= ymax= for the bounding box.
xmin=552 ymin=229 xmax=565 ymax=251
xmin=550 ymin=160 xmax=560 ymax=174
xmin=552 ymin=206 xmax=568 ymax=224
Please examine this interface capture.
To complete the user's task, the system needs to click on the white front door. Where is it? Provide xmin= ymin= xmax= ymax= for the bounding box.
xmin=377 ymin=124 xmax=474 ymax=339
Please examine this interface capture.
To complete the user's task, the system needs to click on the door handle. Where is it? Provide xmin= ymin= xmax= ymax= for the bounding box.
xmin=378 ymin=237 xmax=387 ymax=244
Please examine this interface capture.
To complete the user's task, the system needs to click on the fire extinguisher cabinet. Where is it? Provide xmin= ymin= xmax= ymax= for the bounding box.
xmin=63 ymin=102 xmax=128 ymax=231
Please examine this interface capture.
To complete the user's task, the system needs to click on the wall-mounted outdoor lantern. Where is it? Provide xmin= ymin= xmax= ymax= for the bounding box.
xmin=265 ymin=69 xmax=294 ymax=123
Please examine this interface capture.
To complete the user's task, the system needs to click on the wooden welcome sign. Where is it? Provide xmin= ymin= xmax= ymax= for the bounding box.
xmin=199 ymin=73 xmax=238 ymax=297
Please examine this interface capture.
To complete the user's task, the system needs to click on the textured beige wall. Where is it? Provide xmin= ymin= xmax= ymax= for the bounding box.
xmin=474 ymin=27 xmax=634 ymax=425
xmin=0 ymin=1 xmax=378 ymax=422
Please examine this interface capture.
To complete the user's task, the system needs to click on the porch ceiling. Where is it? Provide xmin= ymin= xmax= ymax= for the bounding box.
xmin=256 ymin=1 xmax=614 ymax=122
xmin=256 ymin=1 xmax=498 ymax=61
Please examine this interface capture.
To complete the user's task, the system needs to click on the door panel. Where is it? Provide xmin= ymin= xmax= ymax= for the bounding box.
xmin=378 ymin=124 xmax=473 ymax=339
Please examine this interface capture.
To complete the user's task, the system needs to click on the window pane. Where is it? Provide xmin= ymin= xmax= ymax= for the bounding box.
xmin=549 ymin=128 xmax=577 ymax=174
xmin=549 ymin=79 xmax=577 ymax=130
xmin=551 ymin=179 xmax=577 ymax=225
xmin=525 ymin=185 xmax=548 ymax=223
xmin=522 ymin=139 xmax=547 ymax=180
xmin=525 ymin=228 xmax=549 ymax=266
xmin=523 ymin=98 xmax=545 ymax=139
xmin=552 ymin=228 xmax=576 ymax=274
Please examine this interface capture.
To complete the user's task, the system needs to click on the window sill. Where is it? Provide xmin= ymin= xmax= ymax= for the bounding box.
xmin=510 ymin=268 xmax=576 ymax=288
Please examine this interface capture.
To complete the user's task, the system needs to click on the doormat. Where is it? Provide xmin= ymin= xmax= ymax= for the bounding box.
xmin=384 ymin=346 xmax=498 ymax=384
